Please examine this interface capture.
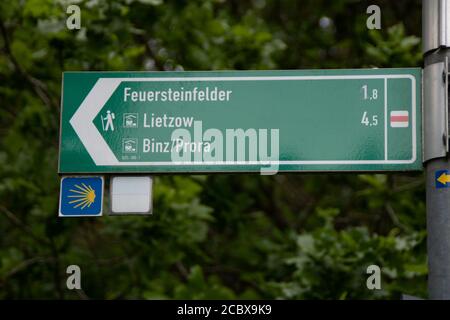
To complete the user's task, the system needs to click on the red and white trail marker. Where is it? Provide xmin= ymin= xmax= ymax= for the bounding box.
xmin=390 ymin=111 xmax=409 ymax=128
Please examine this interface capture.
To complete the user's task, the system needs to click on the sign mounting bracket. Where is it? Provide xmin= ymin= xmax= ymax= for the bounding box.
xmin=446 ymin=56 xmax=450 ymax=153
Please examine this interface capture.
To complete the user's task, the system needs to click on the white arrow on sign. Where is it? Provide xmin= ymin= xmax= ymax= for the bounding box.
xmin=70 ymin=78 xmax=122 ymax=165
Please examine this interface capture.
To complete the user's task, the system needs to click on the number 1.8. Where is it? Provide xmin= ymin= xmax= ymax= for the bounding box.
xmin=362 ymin=85 xmax=378 ymax=100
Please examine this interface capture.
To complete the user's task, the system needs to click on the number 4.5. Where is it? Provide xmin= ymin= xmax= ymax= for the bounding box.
xmin=361 ymin=111 xmax=378 ymax=126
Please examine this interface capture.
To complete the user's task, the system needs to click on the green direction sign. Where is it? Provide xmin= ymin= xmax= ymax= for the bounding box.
xmin=59 ymin=68 xmax=422 ymax=174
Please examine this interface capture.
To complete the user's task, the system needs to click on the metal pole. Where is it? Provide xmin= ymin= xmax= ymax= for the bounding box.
xmin=423 ymin=0 xmax=450 ymax=299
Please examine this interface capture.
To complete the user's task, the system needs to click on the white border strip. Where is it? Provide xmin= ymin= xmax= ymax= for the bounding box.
xmin=70 ymin=74 xmax=417 ymax=166
xmin=384 ymin=78 xmax=388 ymax=160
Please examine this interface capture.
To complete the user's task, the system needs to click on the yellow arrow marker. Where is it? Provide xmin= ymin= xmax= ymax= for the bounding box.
xmin=437 ymin=173 xmax=450 ymax=185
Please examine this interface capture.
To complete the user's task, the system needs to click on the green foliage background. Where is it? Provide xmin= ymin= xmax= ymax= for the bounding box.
xmin=0 ymin=0 xmax=425 ymax=299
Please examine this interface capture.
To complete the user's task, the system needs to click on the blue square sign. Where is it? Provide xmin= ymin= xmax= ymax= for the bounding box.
xmin=435 ymin=170 xmax=450 ymax=189
xmin=59 ymin=176 xmax=104 ymax=217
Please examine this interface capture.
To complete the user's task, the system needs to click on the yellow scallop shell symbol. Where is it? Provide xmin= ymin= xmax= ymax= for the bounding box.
xmin=68 ymin=183 xmax=96 ymax=209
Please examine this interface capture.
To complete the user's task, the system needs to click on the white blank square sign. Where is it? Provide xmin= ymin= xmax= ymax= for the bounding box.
xmin=110 ymin=176 xmax=152 ymax=214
